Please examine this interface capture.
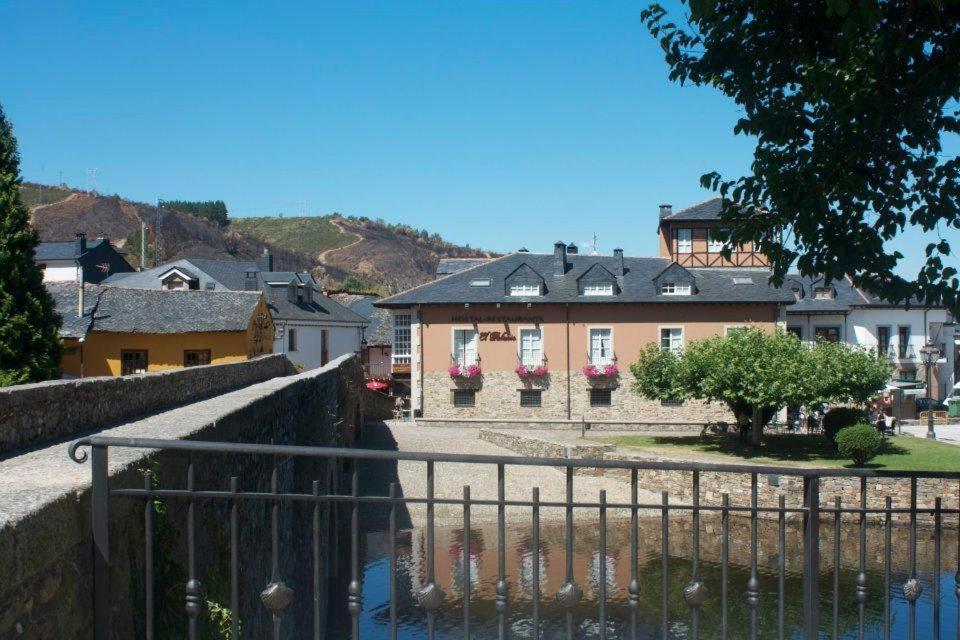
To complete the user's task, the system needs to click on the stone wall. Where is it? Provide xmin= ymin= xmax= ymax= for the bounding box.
xmin=0 ymin=354 xmax=295 ymax=454
xmin=0 ymin=354 xmax=364 ymax=640
xmin=422 ymin=369 xmax=731 ymax=425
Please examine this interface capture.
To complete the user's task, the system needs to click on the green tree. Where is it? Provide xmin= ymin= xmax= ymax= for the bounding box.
xmin=630 ymin=328 xmax=890 ymax=445
xmin=642 ymin=1 xmax=960 ymax=313
xmin=162 ymin=199 xmax=229 ymax=227
xmin=0 ymin=104 xmax=62 ymax=385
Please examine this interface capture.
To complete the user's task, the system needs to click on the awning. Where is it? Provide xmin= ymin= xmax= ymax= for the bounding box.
xmin=365 ymin=380 xmax=389 ymax=391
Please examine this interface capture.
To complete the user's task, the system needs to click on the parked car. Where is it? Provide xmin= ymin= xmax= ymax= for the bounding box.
xmin=915 ymin=397 xmax=948 ymax=413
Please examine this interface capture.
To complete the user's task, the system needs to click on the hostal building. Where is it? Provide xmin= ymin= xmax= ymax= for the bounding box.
xmin=376 ymin=199 xmax=795 ymax=424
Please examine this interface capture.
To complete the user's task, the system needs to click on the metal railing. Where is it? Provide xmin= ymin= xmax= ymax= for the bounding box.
xmin=68 ymin=435 xmax=960 ymax=640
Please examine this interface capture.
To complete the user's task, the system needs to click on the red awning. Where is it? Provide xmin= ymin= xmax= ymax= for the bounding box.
xmin=365 ymin=380 xmax=389 ymax=391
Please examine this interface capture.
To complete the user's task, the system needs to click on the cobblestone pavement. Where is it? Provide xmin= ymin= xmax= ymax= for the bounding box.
xmin=356 ymin=421 xmax=658 ymax=529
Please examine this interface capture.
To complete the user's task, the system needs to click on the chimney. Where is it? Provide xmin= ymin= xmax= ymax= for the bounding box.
xmin=553 ymin=241 xmax=567 ymax=276
xmin=659 ymin=203 xmax=673 ymax=219
xmin=244 ymin=269 xmax=258 ymax=291
xmin=613 ymin=248 xmax=624 ymax=276
xmin=260 ymin=247 xmax=273 ymax=272
xmin=75 ymin=232 xmax=87 ymax=255
xmin=567 ymin=243 xmax=579 ymax=255
xmin=77 ymin=280 xmax=84 ymax=317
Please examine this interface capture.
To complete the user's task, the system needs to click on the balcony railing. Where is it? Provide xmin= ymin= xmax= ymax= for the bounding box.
xmin=68 ymin=436 xmax=960 ymax=640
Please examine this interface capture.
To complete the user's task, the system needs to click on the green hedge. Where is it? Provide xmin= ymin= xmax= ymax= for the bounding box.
xmin=835 ymin=423 xmax=883 ymax=466
xmin=823 ymin=407 xmax=868 ymax=443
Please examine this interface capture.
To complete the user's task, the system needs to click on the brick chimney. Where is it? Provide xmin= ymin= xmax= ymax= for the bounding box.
xmin=260 ymin=247 xmax=273 ymax=272
xmin=75 ymin=232 xmax=87 ymax=255
xmin=613 ymin=248 xmax=624 ymax=276
xmin=244 ymin=270 xmax=259 ymax=291
xmin=659 ymin=204 xmax=673 ymax=219
xmin=553 ymin=241 xmax=567 ymax=276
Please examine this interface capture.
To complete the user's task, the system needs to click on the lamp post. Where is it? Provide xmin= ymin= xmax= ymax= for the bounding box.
xmin=919 ymin=342 xmax=940 ymax=440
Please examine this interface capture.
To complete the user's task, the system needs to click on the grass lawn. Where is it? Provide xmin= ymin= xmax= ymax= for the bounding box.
xmin=599 ymin=433 xmax=960 ymax=472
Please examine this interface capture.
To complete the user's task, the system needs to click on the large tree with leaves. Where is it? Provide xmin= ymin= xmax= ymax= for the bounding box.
xmin=630 ymin=328 xmax=891 ymax=445
xmin=642 ymin=1 xmax=960 ymax=313
xmin=0 ymin=104 xmax=62 ymax=385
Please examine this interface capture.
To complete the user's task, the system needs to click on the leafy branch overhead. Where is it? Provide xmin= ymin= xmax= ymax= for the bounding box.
xmin=642 ymin=0 xmax=960 ymax=313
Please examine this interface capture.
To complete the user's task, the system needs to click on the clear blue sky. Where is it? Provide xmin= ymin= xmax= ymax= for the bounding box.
xmin=3 ymin=1 xmax=954 ymax=276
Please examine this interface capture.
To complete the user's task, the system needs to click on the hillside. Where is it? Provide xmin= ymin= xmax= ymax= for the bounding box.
xmin=20 ymin=183 xmax=493 ymax=292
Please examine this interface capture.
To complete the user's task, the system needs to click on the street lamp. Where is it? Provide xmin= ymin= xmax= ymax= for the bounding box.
xmin=919 ymin=342 xmax=941 ymax=440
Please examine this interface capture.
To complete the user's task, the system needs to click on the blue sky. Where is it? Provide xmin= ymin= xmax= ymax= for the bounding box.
xmin=3 ymin=1 xmax=955 ymax=276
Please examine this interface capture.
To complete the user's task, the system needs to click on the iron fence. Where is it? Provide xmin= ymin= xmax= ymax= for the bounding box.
xmin=68 ymin=435 xmax=960 ymax=640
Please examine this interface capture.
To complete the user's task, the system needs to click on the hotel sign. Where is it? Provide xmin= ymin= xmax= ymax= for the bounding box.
xmin=451 ymin=315 xmax=543 ymax=323
xmin=479 ymin=331 xmax=515 ymax=342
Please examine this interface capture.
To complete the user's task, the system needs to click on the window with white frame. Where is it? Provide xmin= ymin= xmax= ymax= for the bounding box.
xmin=469 ymin=278 xmax=491 ymax=287
xmin=589 ymin=328 xmax=613 ymax=365
xmin=509 ymin=283 xmax=540 ymax=296
xmin=392 ymin=314 xmax=411 ymax=364
xmin=453 ymin=328 xmax=479 ymax=366
xmin=708 ymin=229 xmax=727 ymax=253
xmin=519 ymin=328 xmax=543 ymax=366
xmin=676 ymin=229 xmax=692 ymax=254
xmin=660 ymin=327 xmax=683 ymax=354
xmin=660 ymin=282 xmax=692 ymax=295
xmin=583 ymin=283 xmax=614 ymax=296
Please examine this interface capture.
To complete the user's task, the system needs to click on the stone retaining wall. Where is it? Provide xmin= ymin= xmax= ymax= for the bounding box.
xmin=0 ymin=354 xmax=295 ymax=454
xmin=0 ymin=354 xmax=363 ymax=640
xmin=478 ymin=428 xmax=613 ymax=460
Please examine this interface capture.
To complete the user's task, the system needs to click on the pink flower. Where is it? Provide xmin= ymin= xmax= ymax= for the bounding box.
xmin=582 ymin=364 xmax=600 ymax=378
xmin=516 ymin=365 xmax=530 ymax=377
xmin=533 ymin=365 xmax=549 ymax=377
xmin=464 ymin=364 xmax=482 ymax=378
xmin=448 ymin=365 xmax=462 ymax=378
xmin=603 ymin=364 xmax=619 ymax=377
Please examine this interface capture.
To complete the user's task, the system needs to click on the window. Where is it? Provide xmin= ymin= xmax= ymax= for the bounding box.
xmin=589 ymin=328 xmax=613 ymax=365
xmin=583 ymin=283 xmax=614 ymax=296
xmin=787 ymin=326 xmax=803 ymax=340
xmin=660 ymin=327 xmax=683 ymax=354
xmin=519 ymin=328 xmax=543 ymax=367
xmin=519 ymin=390 xmax=542 ymax=407
xmin=590 ymin=388 xmax=612 ymax=407
xmin=509 ymin=283 xmax=540 ymax=296
xmin=121 ymin=350 xmax=148 ymax=376
xmin=453 ymin=389 xmax=476 ymax=408
xmin=184 ymin=350 xmax=211 ymax=367
xmin=392 ymin=314 xmax=411 ymax=364
xmin=731 ymin=277 xmax=753 ymax=285
xmin=814 ymin=326 xmax=841 ymax=343
xmin=660 ymin=282 xmax=692 ymax=295
xmin=813 ymin=286 xmax=834 ymax=300
xmin=708 ymin=229 xmax=728 ymax=253
xmin=469 ymin=278 xmax=491 ymax=287
xmin=724 ymin=325 xmax=749 ymax=335
xmin=453 ymin=328 xmax=478 ymax=366
xmin=876 ymin=326 xmax=891 ymax=357
xmin=296 ymin=286 xmax=304 ymax=303
xmin=661 ymin=398 xmax=683 ymax=407
xmin=676 ymin=229 xmax=692 ymax=254
xmin=898 ymin=325 xmax=912 ymax=358
xmin=288 ymin=328 xmax=298 ymax=352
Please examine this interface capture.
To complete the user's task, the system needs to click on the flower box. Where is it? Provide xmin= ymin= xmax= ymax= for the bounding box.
xmin=449 ymin=364 xmax=482 ymax=380
xmin=582 ymin=363 xmax=618 ymax=379
xmin=516 ymin=364 xmax=549 ymax=378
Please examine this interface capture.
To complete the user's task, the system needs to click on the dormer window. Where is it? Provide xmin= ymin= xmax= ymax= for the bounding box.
xmin=583 ymin=283 xmax=614 ymax=296
xmin=661 ymin=282 xmax=692 ymax=295
xmin=509 ymin=283 xmax=540 ymax=296
xmin=676 ymin=229 xmax=692 ymax=254
xmin=813 ymin=286 xmax=834 ymax=300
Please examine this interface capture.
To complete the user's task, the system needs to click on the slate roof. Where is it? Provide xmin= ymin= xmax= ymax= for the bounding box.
xmin=378 ymin=253 xmax=794 ymax=307
xmin=35 ymin=238 xmax=108 ymax=261
xmin=436 ymin=258 xmax=493 ymax=278
xmin=103 ymin=258 xmax=367 ymax=325
xmin=46 ymin=282 xmax=101 ymax=339
xmin=661 ymin=197 xmax=724 ymax=222
xmin=92 ymin=288 xmax=264 ymax=333
xmin=332 ymin=293 xmax=391 ymax=346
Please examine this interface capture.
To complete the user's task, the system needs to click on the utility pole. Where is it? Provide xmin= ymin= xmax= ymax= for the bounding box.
xmin=85 ymin=167 xmax=98 ymax=193
xmin=298 ymin=200 xmax=307 ymax=217
xmin=140 ymin=220 xmax=147 ymax=271
xmin=154 ymin=199 xmax=163 ymax=267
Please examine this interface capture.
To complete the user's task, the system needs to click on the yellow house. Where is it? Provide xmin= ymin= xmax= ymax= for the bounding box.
xmin=48 ymin=283 xmax=274 ymax=378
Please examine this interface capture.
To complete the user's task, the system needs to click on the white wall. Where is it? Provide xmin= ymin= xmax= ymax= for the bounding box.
xmin=273 ymin=323 xmax=362 ymax=371
xmin=41 ymin=260 xmax=79 ymax=282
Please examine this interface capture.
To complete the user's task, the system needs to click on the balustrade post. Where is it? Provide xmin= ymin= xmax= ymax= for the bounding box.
xmin=802 ymin=475 xmax=820 ymax=640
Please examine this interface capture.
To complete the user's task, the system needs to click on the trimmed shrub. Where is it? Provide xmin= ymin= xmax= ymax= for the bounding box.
xmin=823 ymin=407 xmax=868 ymax=443
xmin=835 ymin=423 xmax=883 ymax=466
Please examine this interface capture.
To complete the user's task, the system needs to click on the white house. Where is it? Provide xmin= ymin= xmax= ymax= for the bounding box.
xmin=785 ymin=275 xmax=955 ymax=413
xmin=35 ymin=232 xmax=134 ymax=284
xmin=103 ymin=250 xmax=368 ymax=371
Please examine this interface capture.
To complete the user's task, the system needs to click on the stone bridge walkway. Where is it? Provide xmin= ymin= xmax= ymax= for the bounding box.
xmin=356 ymin=421 xmax=658 ymax=529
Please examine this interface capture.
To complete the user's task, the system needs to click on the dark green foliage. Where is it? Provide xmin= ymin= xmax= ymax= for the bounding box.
xmin=642 ymin=1 xmax=960 ymax=313
xmin=836 ymin=423 xmax=883 ymax=466
xmin=823 ymin=407 xmax=869 ymax=443
xmin=163 ymin=200 xmax=229 ymax=227
xmin=0 ymin=104 xmax=62 ymax=386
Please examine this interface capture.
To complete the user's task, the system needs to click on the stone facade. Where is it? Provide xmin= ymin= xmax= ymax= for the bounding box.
xmin=0 ymin=353 xmax=295 ymax=454
xmin=422 ymin=368 xmax=732 ymax=425
xmin=0 ymin=355 xmax=364 ymax=640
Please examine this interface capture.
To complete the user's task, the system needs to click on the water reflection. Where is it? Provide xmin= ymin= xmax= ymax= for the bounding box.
xmin=335 ymin=516 xmax=958 ymax=639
